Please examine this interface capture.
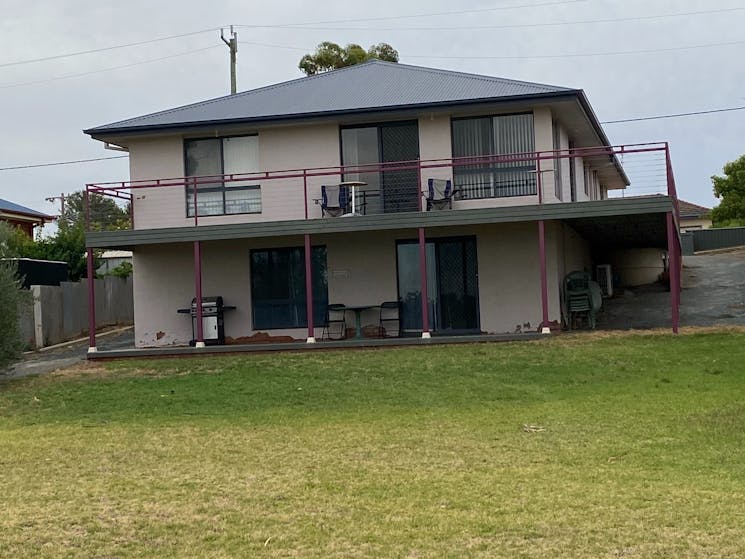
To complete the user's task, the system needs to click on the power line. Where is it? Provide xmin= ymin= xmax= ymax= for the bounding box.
xmin=240 ymin=38 xmax=745 ymax=60
xmin=0 ymin=156 xmax=128 ymax=172
xmin=0 ymin=27 xmax=220 ymax=69
xmin=235 ymin=0 xmax=588 ymax=28
xmin=237 ymin=6 xmax=745 ymax=31
xmin=0 ymin=46 xmax=220 ymax=89
xmin=601 ymin=106 xmax=745 ymax=124
xmin=404 ymin=39 xmax=745 ymax=60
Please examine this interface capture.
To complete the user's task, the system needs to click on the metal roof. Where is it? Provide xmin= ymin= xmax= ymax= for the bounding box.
xmin=85 ymin=60 xmax=576 ymax=136
xmin=0 ymin=198 xmax=54 ymax=219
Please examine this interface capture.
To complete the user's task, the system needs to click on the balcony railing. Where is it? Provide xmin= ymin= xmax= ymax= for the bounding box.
xmin=86 ymin=142 xmax=679 ymax=232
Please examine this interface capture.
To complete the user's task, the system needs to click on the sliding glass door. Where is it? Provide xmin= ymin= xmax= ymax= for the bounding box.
xmin=396 ymin=237 xmax=480 ymax=334
xmin=341 ymin=121 xmax=420 ymax=214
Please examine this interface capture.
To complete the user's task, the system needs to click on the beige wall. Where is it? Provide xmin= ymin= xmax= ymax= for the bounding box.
xmin=680 ymin=217 xmax=712 ymax=231
xmin=608 ymin=248 xmax=665 ymax=287
xmin=129 ymin=123 xmax=340 ymax=229
xmin=126 ymin=105 xmax=604 ymax=230
xmin=131 ymin=223 xmax=573 ymax=346
xmin=555 ymin=222 xmax=592 ymax=282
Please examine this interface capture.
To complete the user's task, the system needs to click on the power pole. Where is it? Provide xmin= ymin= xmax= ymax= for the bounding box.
xmin=45 ymin=192 xmax=66 ymax=223
xmin=221 ymin=26 xmax=238 ymax=94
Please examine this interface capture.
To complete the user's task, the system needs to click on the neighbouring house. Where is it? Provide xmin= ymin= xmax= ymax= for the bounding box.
xmin=83 ymin=61 xmax=682 ymax=350
xmin=0 ymin=198 xmax=55 ymax=238
xmin=678 ymin=200 xmax=712 ymax=231
xmin=96 ymin=250 xmax=133 ymax=275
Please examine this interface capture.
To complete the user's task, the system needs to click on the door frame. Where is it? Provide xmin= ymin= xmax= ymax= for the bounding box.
xmin=395 ymin=235 xmax=481 ymax=335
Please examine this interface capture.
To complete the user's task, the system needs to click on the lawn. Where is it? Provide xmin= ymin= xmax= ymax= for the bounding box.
xmin=1 ymin=330 xmax=744 ymax=558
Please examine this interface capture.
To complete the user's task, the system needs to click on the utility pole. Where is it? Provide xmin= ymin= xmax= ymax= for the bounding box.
xmin=221 ymin=26 xmax=238 ymax=94
xmin=45 ymin=193 xmax=66 ymax=224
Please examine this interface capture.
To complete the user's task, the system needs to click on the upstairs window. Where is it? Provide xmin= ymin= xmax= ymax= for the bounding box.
xmin=185 ymin=135 xmax=261 ymax=217
xmin=452 ymin=113 xmax=536 ymax=199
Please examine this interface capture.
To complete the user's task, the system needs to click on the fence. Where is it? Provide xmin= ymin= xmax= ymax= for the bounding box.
xmin=18 ymin=276 xmax=133 ymax=349
xmin=681 ymin=227 xmax=745 ymax=255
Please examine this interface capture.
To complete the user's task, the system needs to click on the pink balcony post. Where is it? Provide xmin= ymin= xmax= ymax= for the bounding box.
xmin=193 ymin=240 xmax=205 ymax=347
xmin=664 ymin=143 xmax=680 ymax=334
xmin=417 ymin=160 xmax=430 ymax=338
xmin=84 ymin=189 xmax=97 ymax=352
xmin=304 ymin=233 xmax=316 ymax=343
xmin=536 ymin=154 xmax=543 ymax=204
xmin=129 ymin=188 xmax=134 ymax=229
xmin=86 ymin=250 xmax=97 ymax=353
xmin=303 ymin=169 xmax=309 ymax=220
xmin=418 ymin=227 xmax=431 ymax=339
xmin=537 ymin=220 xmax=550 ymax=334
xmin=666 ymin=213 xmax=680 ymax=334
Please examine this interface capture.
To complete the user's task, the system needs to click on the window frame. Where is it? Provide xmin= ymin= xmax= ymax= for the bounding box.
xmin=184 ymin=134 xmax=262 ymax=218
xmin=450 ymin=112 xmax=537 ymax=200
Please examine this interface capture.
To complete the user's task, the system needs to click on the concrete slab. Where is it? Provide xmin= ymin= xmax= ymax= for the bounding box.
xmin=598 ymin=249 xmax=745 ymax=330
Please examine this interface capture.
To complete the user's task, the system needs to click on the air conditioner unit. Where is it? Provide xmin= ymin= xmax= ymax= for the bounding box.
xmin=596 ymin=264 xmax=613 ymax=297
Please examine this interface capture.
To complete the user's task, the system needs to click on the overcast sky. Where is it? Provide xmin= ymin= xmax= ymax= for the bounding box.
xmin=2 ymin=0 xmax=743 ymax=223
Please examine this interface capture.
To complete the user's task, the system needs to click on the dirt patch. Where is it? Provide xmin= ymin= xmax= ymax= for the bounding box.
xmin=225 ymin=332 xmax=298 ymax=344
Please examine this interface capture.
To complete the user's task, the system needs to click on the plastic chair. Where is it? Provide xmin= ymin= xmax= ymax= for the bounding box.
xmin=426 ymin=178 xmax=459 ymax=211
xmin=378 ymin=301 xmax=401 ymax=337
xmin=564 ymin=271 xmax=599 ymax=330
xmin=322 ymin=304 xmax=347 ymax=339
xmin=320 ymin=185 xmax=350 ymax=217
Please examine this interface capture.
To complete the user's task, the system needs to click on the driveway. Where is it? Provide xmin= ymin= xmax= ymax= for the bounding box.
xmin=599 ymin=249 xmax=745 ymax=330
xmin=0 ymin=327 xmax=134 ymax=381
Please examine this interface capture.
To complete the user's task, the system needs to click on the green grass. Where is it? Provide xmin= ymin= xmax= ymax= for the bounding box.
xmin=1 ymin=331 xmax=745 ymax=558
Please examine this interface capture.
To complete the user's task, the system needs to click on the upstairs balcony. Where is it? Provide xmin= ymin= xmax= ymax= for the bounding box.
xmin=85 ymin=142 xmax=679 ymax=233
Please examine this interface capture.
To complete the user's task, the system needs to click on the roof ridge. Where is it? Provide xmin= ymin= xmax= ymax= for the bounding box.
xmin=382 ymin=60 xmax=574 ymax=92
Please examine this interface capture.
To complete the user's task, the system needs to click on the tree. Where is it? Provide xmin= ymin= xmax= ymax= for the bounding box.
xmin=711 ymin=154 xmax=745 ymax=226
xmin=61 ymin=191 xmax=130 ymax=231
xmin=9 ymin=222 xmax=91 ymax=281
xmin=298 ymin=41 xmax=399 ymax=76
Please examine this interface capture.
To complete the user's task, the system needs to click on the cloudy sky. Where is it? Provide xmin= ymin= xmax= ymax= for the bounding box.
xmin=2 ymin=0 xmax=743 ymax=222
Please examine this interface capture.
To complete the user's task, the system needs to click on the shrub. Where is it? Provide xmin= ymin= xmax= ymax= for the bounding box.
xmin=0 ymin=260 xmax=26 ymax=367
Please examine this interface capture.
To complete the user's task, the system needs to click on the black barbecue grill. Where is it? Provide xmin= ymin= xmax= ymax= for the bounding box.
xmin=177 ymin=296 xmax=236 ymax=345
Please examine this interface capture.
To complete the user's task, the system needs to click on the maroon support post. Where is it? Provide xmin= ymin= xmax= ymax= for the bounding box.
xmin=538 ymin=220 xmax=550 ymax=334
xmin=666 ymin=212 xmax=680 ymax=334
xmin=86 ymin=246 xmax=97 ymax=352
xmin=84 ymin=189 xmax=97 ymax=353
xmin=193 ymin=240 xmax=205 ymax=347
xmin=304 ymin=233 xmax=315 ymax=343
xmin=418 ymin=227 xmax=431 ymax=338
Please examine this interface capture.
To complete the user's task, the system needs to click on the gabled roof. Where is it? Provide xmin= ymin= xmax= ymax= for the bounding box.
xmin=85 ymin=60 xmax=577 ymax=136
xmin=0 ymin=198 xmax=54 ymax=220
xmin=678 ymin=200 xmax=711 ymax=219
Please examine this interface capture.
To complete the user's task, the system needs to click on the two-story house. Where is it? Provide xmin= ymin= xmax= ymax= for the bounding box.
xmin=83 ymin=61 xmax=681 ymax=351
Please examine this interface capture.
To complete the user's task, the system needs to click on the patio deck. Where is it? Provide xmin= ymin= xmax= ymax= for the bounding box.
xmin=87 ymin=332 xmax=545 ymax=360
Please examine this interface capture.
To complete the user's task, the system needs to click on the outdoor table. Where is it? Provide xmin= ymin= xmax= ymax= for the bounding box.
xmin=338 ymin=181 xmax=367 ymax=215
xmin=343 ymin=304 xmax=379 ymax=338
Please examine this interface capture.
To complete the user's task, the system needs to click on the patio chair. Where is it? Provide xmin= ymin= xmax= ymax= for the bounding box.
xmin=378 ymin=300 xmax=401 ymax=338
xmin=322 ymin=303 xmax=347 ymax=340
xmin=425 ymin=178 xmax=459 ymax=211
xmin=564 ymin=271 xmax=600 ymax=330
xmin=320 ymin=184 xmax=350 ymax=217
